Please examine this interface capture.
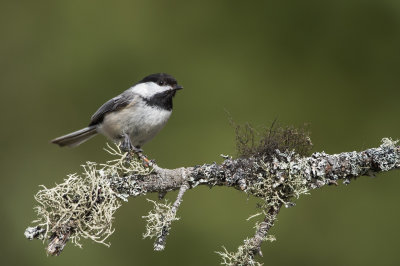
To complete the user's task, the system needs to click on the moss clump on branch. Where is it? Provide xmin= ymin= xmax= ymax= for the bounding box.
xmin=233 ymin=121 xmax=313 ymax=210
xmin=28 ymin=144 xmax=151 ymax=253
xmin=234 ymin=121 xmax=313 ymax=161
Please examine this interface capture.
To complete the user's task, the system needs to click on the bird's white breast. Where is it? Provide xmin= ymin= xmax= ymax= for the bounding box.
xmin=99 ymin=100 xmax=172 ymax=147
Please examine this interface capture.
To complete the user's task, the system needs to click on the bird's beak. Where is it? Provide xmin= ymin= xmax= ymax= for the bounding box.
xmin=174 ymin=84 xmax=183 ymax=90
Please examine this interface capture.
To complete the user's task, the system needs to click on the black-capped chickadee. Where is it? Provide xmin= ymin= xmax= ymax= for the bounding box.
xmin=51 ymin=73 xmax=183 ymax=152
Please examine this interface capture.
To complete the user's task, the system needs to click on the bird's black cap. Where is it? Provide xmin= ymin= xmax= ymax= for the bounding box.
xmin=139 ymin=73 xmax=182 ymax=89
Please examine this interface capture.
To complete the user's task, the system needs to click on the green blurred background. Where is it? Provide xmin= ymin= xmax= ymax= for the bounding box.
xmin=1 ymin=0 xmax=400 ymax=265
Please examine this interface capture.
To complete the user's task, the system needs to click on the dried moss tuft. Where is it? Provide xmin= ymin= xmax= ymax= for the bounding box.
xmin=234 ymin=121 xmax=313 ymax=161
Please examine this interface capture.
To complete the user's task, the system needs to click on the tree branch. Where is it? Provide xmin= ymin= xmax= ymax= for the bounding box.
xmin=153 ymin=179 xmax=189 ymax=251
xmin=25 ymin=138 xmax=400 ymax=265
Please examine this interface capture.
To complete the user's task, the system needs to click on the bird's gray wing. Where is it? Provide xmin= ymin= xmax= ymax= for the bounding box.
xmin=89 ymin=92 xmax=136 ymax=126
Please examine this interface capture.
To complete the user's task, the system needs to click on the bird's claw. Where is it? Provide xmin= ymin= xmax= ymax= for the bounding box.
xmin=119 ymin=134 xmax=157 ymax=168
xmin=120 ymin=135 xmax=135 ymax=153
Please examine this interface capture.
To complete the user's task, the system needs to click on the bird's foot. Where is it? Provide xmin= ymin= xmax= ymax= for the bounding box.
xmin=120 ymin=134 xmax=143 ymax=153
xmin=120 ymin=135 xmax=134 ymax=153
xmin=119 ymin=134 xmax=158 ymax=169
xmin=123 ymin=148 xmax=152 ymax=168
xmin=134 ymin=150 xmax=159 ymax=170
xmin=120 ymin=135 xmax=141 ymax=161
xmin=136 ymin=152 xmax=152 ymax=167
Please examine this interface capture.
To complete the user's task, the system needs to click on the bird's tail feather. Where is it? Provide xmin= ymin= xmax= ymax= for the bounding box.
xmin=51 ymin=126 xmax=98 ymax=147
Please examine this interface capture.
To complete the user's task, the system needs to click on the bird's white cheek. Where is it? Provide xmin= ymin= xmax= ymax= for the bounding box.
xmin=130 ymin=82 xmax=170 ymax=98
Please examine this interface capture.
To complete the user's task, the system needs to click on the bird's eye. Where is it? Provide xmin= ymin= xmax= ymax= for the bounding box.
xmin=158 ymin=80 xmax=165 ymax=86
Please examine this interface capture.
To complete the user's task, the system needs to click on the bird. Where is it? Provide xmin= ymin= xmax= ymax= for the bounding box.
xmin=51 ymin=73 xmax=183 ymax=153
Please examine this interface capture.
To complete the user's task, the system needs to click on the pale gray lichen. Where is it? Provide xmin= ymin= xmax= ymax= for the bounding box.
xmin=32 ymin=162 xmax=120 ymax=248
xmin=28 ymin=144 xmax=150 ymax=249
xmin=217 ymin=243 xmax=262 ymax=266
xmin=142 ymin=199 xmax=180 ymax=251
xmin=217 ymin=234 xmax=276 ymax=266
xmin=374 ymin=138 xmax=400 ymax=171
xmin=246 ymin=151 xmax=310 ymax=212
xmin=219 ymin=138 xmax=400 ymax=265
xmin=217 ymin=149 xmax=312 ymax=265
xmin=24 ymin=226 xmax=45 ymax=240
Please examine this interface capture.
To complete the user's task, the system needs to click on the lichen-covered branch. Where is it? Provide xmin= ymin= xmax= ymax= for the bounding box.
xmin=142 ymin=179 xmax=189 ymax=251
xmin=25 ymin=138 xmax=400 ymax=265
